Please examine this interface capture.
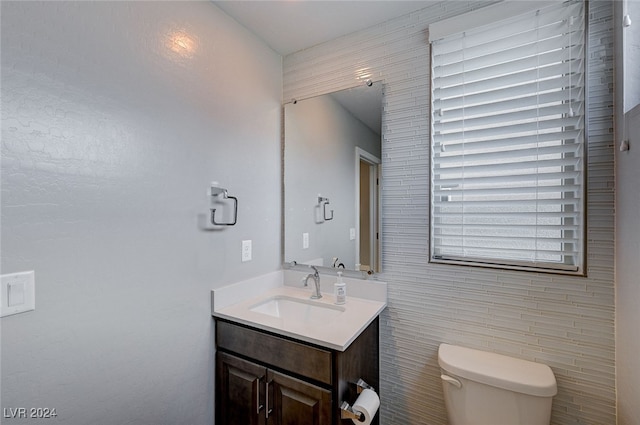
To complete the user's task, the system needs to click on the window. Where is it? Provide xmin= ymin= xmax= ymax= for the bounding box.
xmin=429 ymin=0 xmax=585 ymax=274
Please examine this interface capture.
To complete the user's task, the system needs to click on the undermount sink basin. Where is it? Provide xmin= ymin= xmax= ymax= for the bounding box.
xmin=250 ymin=295 xmax=345 ymax=323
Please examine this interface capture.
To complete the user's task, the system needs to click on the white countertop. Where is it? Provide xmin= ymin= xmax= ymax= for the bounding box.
xmin=211 ymin=270 xmax=387 ymax=351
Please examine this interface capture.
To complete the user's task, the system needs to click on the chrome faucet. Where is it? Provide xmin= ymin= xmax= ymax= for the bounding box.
xmin=303 ymin=266 xmax=322 ymax=299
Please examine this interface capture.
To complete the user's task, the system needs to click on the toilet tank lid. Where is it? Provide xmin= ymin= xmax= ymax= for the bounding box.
xmin=438 ymin=344 xmax=557 ymax=397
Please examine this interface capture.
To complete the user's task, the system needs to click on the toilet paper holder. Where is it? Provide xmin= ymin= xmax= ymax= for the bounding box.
xmin=340 ymin=379 xmax=375 ymax=421
xmin=340 ymin=401 xmax=365 ymax=422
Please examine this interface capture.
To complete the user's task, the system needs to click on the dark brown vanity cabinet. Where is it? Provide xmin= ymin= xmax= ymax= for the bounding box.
xmin=216 ymin=351 xmax=332 ymax=425
xmin=215 ymin=318 xmax=379 ymax=425
xmin=216 ymin=353 xmax=266 ymax=425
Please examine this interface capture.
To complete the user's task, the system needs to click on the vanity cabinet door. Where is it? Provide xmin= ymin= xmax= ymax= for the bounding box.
xmin=216 ymin=352 xmax=266 ymax=425
xmin=267 ymin=369 xmax=332 ymax=425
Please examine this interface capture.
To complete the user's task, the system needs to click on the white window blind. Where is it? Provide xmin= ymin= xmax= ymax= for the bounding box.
xmin=430 ymin=0 xmax=585 ymax=274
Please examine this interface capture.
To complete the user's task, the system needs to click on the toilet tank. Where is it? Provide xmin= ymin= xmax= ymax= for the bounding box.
xmin=438 ymin=344 xmax=557 ymax=425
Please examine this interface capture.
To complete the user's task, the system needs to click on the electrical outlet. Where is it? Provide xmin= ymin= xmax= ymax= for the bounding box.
xmin=302 ymin=233 xmax=309 ymax=249
xmin=242 ymin=240 xmax=252 ymax=262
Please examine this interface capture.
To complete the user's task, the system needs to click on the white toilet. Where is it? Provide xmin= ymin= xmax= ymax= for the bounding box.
xmin=438 ymin=343 xmax=557 ymax=425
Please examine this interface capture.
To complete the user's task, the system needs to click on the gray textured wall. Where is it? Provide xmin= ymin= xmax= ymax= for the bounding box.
xmin=284 ymin=1 xmax=616 ymax=424
xmin=623 ymin=0 xmax=640 ymax=113
xmin=616 ymin=1 xmax=640 ymax=423
xmin=616 ymin=104 xmax=640 ymax=425
xmin=1 ymin=2 xmax=282 ymax=424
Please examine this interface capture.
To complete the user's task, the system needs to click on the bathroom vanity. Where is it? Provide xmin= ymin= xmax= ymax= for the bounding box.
xmin=212 ymin=271 xmax=386 ymax=425
xmin=216 ymin=318 xmax=379 ymax=425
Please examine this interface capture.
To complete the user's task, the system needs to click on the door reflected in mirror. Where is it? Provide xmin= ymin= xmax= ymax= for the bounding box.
xmin=284 ymin=82 xmax=383 ymax=273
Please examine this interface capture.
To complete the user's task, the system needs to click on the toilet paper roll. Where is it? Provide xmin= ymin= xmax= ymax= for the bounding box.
xmin=352 ymin=388 xmax=380 ymax=425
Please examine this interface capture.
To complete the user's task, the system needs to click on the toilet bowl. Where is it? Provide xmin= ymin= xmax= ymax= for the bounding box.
xmin=438 ymin=344 xmax=557 ymax=425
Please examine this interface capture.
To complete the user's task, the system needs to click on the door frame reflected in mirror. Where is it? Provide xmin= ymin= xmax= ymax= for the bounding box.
xmin=355 ymin=147 xmax=380 ymax=273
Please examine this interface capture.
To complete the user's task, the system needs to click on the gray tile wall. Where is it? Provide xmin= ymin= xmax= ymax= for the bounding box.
xmin=284 ymin=1 xmax=616 ymax=424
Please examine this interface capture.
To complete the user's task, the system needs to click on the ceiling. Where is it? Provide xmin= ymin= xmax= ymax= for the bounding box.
xmin=213 ymin=1 xmax=439 ymax=56
xmin=330 ymin=83 xmax=383 ymax=134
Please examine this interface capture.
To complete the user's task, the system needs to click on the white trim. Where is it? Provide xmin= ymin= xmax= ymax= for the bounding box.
xmin=355 ymin=147 xmax=381 ymax=272
xmin=428 ymin=0 xmax=559 ymax=42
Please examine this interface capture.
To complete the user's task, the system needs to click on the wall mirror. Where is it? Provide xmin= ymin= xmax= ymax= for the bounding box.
xmin=284 ymin=82 xmax=383 ymax=273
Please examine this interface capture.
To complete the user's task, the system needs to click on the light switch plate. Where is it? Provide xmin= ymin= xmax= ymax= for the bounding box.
xmin=1 ymin=271 xmax=35 ymax=318
xmin=349 ymin=228 xmax=356 ymax=240
xmin=302 ymin=232 xmax=309 ymax=249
